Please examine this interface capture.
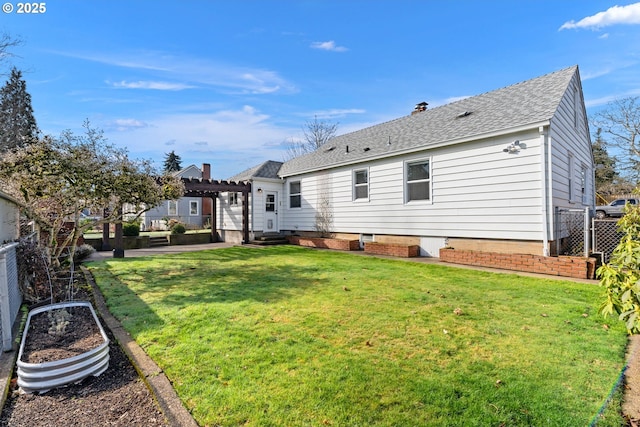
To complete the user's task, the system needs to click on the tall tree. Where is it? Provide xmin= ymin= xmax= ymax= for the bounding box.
xmin=0 ymin=67 xmax=39 ymax=152
xmin=163 ymin=150 xmax=182 ymax=172
xmin=592 ymin=97 xmax=640 ymax=184
xmin=284 ymin=116 xmax=338 ymax=160
xmin=592 ymin=128 xmax=619 ymax=191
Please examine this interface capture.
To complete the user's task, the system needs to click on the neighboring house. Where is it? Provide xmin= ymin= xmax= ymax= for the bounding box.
xmin=219 ymin=65 xmax=594 ymax=257
xmin=135 ymin=164 xmax=213 ymax=231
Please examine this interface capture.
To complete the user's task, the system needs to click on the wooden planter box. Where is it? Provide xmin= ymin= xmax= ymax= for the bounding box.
xmin=287 ymin=236 xmax=360 ymax=251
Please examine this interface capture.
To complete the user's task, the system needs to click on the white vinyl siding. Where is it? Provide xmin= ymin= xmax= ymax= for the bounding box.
xmin=281 ymin=134 xmax=546 ymax=241
xmin=549 ymin=72 xmax=593 ymax=211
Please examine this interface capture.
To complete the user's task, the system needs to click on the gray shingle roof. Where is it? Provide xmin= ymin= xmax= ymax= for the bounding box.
xmin=278 ymin=66 xmax=578 ymax=177
xmin=227 ymin=160 xmax=284 ymax=181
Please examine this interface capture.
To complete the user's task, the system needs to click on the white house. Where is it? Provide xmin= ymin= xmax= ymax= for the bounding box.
xmin=218 ymin=66 xmax=594 ymax=257
xmin=136 ymin=164 xmax=213 ymax=231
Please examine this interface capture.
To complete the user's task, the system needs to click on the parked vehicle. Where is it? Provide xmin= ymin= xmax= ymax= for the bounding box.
xmin=595 ymin=198 xmax=640 ymax=219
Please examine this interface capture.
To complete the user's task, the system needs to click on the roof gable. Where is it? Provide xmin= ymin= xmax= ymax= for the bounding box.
xmin=228 ymin=160 xmax=284 ymax=182
xmin=173 ymin=164 xmax=202 ymax=179
xmin=279 ymin=66 xmax=579 ymax=177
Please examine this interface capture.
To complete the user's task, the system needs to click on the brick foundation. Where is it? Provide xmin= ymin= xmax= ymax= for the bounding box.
xmin=439 ymin=248 xmax=597 ymax=279
xmin=364 ymin=242 xmax=420 ymax=258
xmin=287 ymin=236 xmax=360 ymax=251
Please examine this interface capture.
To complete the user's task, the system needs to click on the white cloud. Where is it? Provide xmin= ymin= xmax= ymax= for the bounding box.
xmin=307 ymin=108 xmax=366 ymax=119
xmin=560 ymin=3 xmax=640 ymax=30
xmin=109 ymin=80 xmax=195 ymax=90
xmin=54 ymin=50 xmax=297 ymax=95
xmin=310 ymin=41 xmax=348 ymax=52
xmin=106 ymin=118 xmax=150 ymax=131
xmin=102 ymin=105 xmax=296 ymax=177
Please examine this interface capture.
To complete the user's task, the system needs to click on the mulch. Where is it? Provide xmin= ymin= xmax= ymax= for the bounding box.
xmin=0 ymin=275 xmax=171 ymax=427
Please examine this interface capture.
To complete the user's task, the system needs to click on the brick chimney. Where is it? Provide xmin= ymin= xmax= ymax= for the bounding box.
xmin=201 ymin=163 xmax=212 ymax=218
xmin=202 ymin=163 xmax=211 ymax=180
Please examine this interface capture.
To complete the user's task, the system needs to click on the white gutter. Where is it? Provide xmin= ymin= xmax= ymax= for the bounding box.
xmin=539 ymin=126 xmax=550 ymax=256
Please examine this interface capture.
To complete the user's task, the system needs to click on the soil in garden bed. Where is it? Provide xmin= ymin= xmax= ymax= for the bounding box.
xmin=21 ymin=305 xmax=104 ymax=364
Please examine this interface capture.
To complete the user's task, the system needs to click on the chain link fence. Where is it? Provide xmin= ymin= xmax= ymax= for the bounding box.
xmin=555 ymin=207 xmax=590 ymax=257
xmin=592 ymin=219 xmax=623 ymax=264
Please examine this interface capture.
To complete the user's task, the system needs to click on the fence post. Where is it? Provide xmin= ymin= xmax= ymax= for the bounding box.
xmin=584 ymin=207 xmax=591 ymax=258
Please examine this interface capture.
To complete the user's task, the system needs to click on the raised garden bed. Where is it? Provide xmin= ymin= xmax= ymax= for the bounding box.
xmin=287 ymin=236 xmax=360 ymax=251
xmin=16 ymin=301 xmax=110 ymax=394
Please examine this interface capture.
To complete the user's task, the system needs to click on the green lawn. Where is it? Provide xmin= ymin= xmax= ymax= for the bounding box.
xmin=87 ymin=246 xmax=628 ymax=426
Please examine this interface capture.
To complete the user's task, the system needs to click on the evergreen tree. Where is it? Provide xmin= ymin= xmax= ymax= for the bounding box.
xmin=592 ymin=128 xmax=618 ymax=190
xmin=163 ymin=150 xmax=182 ymax=172
xmin=0 ymin=67 xmax=38 ymax=152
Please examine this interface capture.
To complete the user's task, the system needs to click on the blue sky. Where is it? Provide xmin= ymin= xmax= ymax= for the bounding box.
xmin=2 ymin=1 xmax=640 ymax=178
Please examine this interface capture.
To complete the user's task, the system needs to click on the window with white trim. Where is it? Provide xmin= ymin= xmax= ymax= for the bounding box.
xmin=190 ymin=200 xmax=199 ymax=216
xmin=405 ymin=159 xmax=431 ymax=202
xmin=229 ymin=192 xmax=239 ymax=206
xmin=353 ymin=168 xmax=369 ymax=200
xmin=168 ymin=200 xmax=178 ymax=216
xmin=290 ymin=181 xmax=301 ymax=208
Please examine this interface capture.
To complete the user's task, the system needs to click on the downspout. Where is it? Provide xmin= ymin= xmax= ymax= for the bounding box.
xmin=539 ymin=126 xmax=550 ymax=256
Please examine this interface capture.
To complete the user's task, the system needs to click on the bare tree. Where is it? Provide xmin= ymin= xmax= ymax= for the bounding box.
xmin=592 ymin=97 xmax=640 ymax=183
xmin=284 ymin=116 xmax=338 ymax=160
xmin=0 ymin=32 xmax=20 ymax=66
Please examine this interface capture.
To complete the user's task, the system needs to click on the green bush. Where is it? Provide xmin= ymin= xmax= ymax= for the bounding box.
xmin=171 ymin=223 xmax=186 ymax=234
xmin=598 ymin=200 xmax=640 ymax=334
xmin=123 ymin=222 xmax=140 ymax=237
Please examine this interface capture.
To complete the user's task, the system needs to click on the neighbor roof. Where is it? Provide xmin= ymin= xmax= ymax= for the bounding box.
xmin=278 ymin=66 xmax=579 ymax=177
xmin=228 ymin=160 xmax=284 ymax=182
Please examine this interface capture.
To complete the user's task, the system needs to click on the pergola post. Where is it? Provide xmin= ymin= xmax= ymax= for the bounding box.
xmin=242 ymin=188 xmax=250 ymax=244
xmin=210 ymin=195 xmax=218 ymax=243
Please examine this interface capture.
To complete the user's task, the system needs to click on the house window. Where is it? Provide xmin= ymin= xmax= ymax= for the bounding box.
xmin=266 ymin=194 xmax=276 ymax=212
xmin=168 ymin=200 xmax=178 ymax=216
xmin=580 ymin=165 xmax=588 ymax=204
xmin=406 ymin=159 xmax=431 ymax=202
xmin=568 ymin=153 xmax=574 ymax=202
xmin=229 ymin=192 xmax=239 ymax=206
xmin=190 ymin=200 xmax=199 ymax=216
xmin=290 ymin=181 xmax=301 ymax=208
xmin=353 ymin=168 xmax=369 ymax=200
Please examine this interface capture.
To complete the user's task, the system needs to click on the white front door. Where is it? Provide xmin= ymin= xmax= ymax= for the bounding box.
xmin=264 ymin=192 xmax=279 ymax=232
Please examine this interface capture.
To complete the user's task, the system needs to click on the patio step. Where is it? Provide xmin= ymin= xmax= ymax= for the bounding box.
xmin=149 ymin=236 xmax=169 ymax=247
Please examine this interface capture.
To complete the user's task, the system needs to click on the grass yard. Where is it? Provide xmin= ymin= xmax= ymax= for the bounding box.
xmin=88 ymin=246 xmax=628 ymax=426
